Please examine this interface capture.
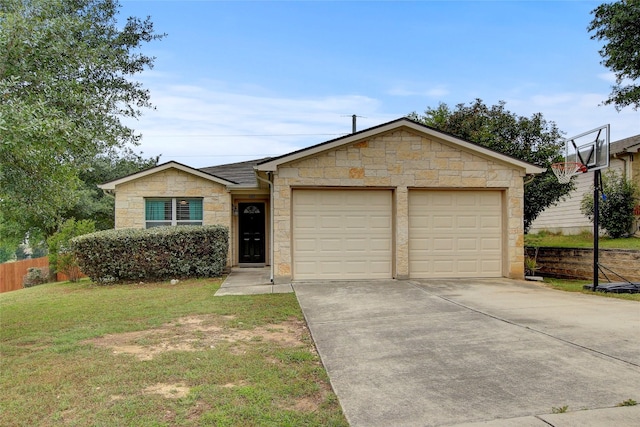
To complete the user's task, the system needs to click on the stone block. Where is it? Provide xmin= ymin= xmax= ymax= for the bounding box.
xmin=353 ymin=140 xmax=369 ymax=148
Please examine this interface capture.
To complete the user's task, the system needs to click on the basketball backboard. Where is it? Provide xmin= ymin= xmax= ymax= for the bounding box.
xmin=564 ymin=124 xmax=610 ymax=172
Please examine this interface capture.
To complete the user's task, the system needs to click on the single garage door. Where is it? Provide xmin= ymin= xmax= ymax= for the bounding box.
xmin=292 ymin=189 xmax=393 ymax=280
xmin=409 ymin=190 xmax=502 ymax=278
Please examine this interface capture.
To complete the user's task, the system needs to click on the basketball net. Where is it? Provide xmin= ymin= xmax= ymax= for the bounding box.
xmin=550 ymin=162 xmax=587 ymax=184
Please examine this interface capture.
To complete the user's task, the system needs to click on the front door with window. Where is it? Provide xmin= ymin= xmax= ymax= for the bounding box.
xmin=238 ymin=203 xmax=265 ymax=264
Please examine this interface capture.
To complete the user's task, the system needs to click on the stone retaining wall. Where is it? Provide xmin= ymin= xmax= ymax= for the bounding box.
xmin=525 ymin=247 xmax=640 ymax=281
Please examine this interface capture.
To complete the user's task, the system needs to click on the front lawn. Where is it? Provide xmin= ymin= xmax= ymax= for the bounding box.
xmin=525 ymin=231 xmax=640 ymax=250
xmin=0 ymin=279 xmax=348 ymax=427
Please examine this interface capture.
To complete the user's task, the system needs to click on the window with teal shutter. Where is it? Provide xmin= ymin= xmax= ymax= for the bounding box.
xmin=145 ymin=198 xmax=203 ymax=228
xmin=146 ymin=200 xmax=170 ymax=220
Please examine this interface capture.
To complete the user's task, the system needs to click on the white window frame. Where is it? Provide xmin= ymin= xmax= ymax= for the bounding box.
xmin=145 ymin=198 xmax=203 ymax=228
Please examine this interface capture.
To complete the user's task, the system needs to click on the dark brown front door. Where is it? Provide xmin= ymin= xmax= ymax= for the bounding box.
xmin=239 ymin=203 xmax=265 ymax=263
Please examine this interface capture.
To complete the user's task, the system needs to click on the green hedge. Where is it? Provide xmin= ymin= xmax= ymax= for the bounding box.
xmin=71 ymin=226 xmax=229 ymax=283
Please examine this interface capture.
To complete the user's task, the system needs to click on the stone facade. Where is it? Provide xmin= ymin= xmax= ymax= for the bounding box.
xmin=271 ymin=129 xmax=527 ymax=282
xmin=113 ymin=168 xmax=232 ymax=264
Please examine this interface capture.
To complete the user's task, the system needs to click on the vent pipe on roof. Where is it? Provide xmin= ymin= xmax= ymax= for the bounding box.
xmin=348 ymin=114 xmax=366 ymax=133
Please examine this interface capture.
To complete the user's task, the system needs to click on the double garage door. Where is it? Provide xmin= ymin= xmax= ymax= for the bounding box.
xmin=292 ymin=189 xmax=502 ymax=280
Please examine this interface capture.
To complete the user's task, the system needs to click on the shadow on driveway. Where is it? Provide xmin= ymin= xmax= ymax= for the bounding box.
xmin=294 ymin=279 xmax=640 ymax=427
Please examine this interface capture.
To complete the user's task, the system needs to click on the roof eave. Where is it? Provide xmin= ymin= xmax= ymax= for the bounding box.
xmin=98 ymin=161 xmax=237 ymax=190
xmin=256 ymin=118 xmax=546 ymax=175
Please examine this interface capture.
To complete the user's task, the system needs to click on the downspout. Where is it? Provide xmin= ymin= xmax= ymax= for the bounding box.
xmin=255 ymin=172 xmax=275 ymax=283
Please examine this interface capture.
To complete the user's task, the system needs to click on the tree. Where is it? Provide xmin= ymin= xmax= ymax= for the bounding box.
xmin=588 ymin=0 xmax=640 ymax=110
xmin=48 ymin=218 xmax=96 ymax=281
xmin=64 ymin=152 xmax=160 ymax=230
xmin=408 ymin=99 xmax=573 ymax=232
xmin=0 ymin=0 xmax=164 ymax=239
xmin=581 ymin=169 xmax=639 ymax=238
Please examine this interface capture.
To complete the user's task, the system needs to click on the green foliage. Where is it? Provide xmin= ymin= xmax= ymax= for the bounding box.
xmin=524 ymin=256 xmax=540 ymax=276
xmin=65 ymin=153 xmax=160 ymax=231
xmin=588 ymin=0 xmax=640 ymax=111
xmin=617 ymin=398 xmax=637 ymax=407
xmin=47 ymin=219 xmax=96 ymax=281
xmin=0 ymin=0 xmax=164 ymax=238
xmin=551 ymin=405 xmax=569 ymax=414
xmin=0 ymin=245 xmax=15 ymax=263
xmin=409 ymin=99 xmax=573 ymax=232
xmin=581 ymin=170 xmax=639 ymax=238
xmin=71 ymin=226 xmax=229 ymax=283
xmin=23 ymin=267 xmax=50 ymax=288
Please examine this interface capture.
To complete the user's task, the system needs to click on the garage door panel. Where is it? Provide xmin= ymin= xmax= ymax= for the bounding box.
xmin=320 ymin=239 xmax=342 ymax=252
xmin=481 ymin=238 xmax=501 ymax=250
xmin=345 ymin=216 xmax=367 ymax=228
xmin=457 ymin=216 xmax=479 ymax=228
xmin=458 ymin=260 xmax=480 ymax=273
xmin=410 ymin=191 xmax=502 ymax=278
xmin=295 ymin=238 xmax=318 ymax=252
xmin=433 ymin=216 xmax=454 ymax=229
xmin=481 ymin=221 xmax=501 ymax=231
xmin=293 ymin=190 xmax=392 ymax=280
xmin=370 ymin=238 xmax=392 ymax=251
xmin=433 ymin=238 xmax=454 ymax=251
xmin=458 ymin=238 xmax=479 ymax=251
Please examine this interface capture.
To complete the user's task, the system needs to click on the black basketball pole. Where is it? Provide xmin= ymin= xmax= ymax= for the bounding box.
xmin=593 ymin=169 xmax=600 ymax=292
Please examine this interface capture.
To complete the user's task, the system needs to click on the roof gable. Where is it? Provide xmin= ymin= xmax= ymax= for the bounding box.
xmin=98 ymin=161 xmax=236 ymax=191
xmin=256 ymin=118 xmax=545 ymax=174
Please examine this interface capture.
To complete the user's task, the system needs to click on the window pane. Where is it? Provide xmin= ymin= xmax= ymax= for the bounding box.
xmin=177 ymin=199 xmax=203 ymax=221
xmin=146 ymin=200 xmax=171 ymax=220
xmin=146 ymin=221 xmax=171 ymax=228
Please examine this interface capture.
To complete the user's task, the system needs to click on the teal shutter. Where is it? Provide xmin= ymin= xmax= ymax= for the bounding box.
xmin=189 ymin=199 xmax=203 ymax=221
xmin=146 ymin=200 xmax=169 ymax=220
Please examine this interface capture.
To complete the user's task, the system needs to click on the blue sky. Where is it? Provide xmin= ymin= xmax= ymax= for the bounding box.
xmin=119 ymin=0 xmax=639 ymax=168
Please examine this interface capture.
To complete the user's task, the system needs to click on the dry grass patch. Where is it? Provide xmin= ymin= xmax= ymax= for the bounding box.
xmin=143 ymin=383 xmax=190 ymax=399
xmin=85 ymin=315 xmax=308 ymax=360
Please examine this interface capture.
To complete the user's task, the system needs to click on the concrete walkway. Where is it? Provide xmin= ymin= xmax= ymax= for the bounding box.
xmin=294 ymin=279 xmax=640 ymax=427
xmin=214 ymin=267 xmax=293 ymax=296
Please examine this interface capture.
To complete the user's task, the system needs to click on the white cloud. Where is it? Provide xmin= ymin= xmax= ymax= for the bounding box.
xmin=597 ymin=72 xmax=617 ymax=83
xmin=505 ymin=91 xmax=639 ymax=143
xmin=130 ymin=82 xmax=392 ymax=167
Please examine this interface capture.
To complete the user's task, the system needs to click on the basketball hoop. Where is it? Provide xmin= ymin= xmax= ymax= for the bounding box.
xmin=551 ymin=162 xmax=587 ymax=184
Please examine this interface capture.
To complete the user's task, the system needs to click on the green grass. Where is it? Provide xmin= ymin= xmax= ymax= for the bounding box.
xmin=0 ymin=279 xmax=348 ymax=427
xmin=525 ymin=231 xmax=640 ymax=250
xmin=542 ymin=277 xmax=640 ymax=301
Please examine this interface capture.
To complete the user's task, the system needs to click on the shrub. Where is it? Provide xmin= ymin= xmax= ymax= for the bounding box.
xmin=581 ymin=170 xmax=639 ymax=238
xmin=23 ymin=267 xmax=50 ymax=288
xmin=48 ymin=219 xmax=96 ymax=282
xmin=71 ymin=225 xmax=229 ymax=283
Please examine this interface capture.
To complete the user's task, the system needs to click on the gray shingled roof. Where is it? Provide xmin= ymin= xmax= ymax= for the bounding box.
xmin=199 ymin=158 xmax=272 ymax=187
xmin=611 ymin=134 xmax=640 ymax=156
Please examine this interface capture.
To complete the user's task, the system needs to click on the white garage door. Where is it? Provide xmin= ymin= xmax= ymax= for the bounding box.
xmin=292 ymin=189 xmax=393 ymax=280
xmin=409 ymin=190 xmax=502 ymax=278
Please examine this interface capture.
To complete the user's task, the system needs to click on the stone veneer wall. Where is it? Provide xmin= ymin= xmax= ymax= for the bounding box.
xmin=271 ymin=129 xmax=527 ymax=282
xmin=113 ymin=168 xmax=232 ymax=264
xmin=525 ymin=247 xmax=640 ymax=282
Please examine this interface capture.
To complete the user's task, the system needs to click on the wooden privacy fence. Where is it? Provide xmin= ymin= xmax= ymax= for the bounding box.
xmin=0 ymin=257 xmax=85 ymax=293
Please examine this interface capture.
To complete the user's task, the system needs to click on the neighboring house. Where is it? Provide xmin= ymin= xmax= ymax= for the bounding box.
xmin=529 ymin=134 xmax=640 ymax=236
xmin=99 ymin=118 xmax=544 ymax=283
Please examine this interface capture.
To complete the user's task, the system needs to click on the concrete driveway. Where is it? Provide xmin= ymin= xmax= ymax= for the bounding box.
xmin=293 ymin=279 xmax=640 ymax=427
